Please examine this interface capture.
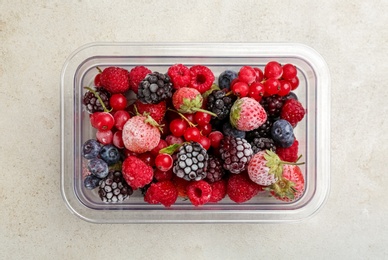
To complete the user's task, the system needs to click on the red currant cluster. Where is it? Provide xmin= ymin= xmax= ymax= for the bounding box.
xmin=230 ymin=62 xmax=299 ymax=101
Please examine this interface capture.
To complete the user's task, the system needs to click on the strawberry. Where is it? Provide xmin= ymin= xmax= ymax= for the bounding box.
xmin=144 ymin=180 xmax=178 ymax=207
xmin=122 ymin=115 xmax=161 ymax=153
xmin=134 ymin=100 xmax=166 ymax=124
xmin=229 ymin=97 xmax=267 ymax=131
xmin=270 ymin=165 xmax=305 ymax=202
xmin=122 ymin=156 xmax=153 ymax=189
xmin=172 ymin=87 xmax=216 ymax=116
xmin=227 ymin=172 xmax=263 ymax=203
xmin=247 ymin=150 xmax=304 ymax=186
xmin=99 ymin=67 xmax=130 ymax=94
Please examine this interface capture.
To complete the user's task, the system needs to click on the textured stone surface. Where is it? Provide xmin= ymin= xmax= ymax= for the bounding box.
xmin=1 ymin=0 xmax=387 ymax=258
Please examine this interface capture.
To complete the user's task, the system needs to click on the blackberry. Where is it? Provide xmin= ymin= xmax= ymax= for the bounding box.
xmin=250 ymin=137 xmax=276 ymax=154
xmin=98 ymin=170 xmax=133 ymax=202
xmin=246 ymin=119 xmax=273 ymax=141
xmin=219 ymin=136 xmax=253 ymax=174
xmin=206 ymin=90 xmax=236 ymax=120
xmin=205 ymin=155 xmax=225 ymax=183
xmin=173 ymin=142 xmax=209 ymax=181
xmin=223 ymin=122 xmax=246 ymax=139
xmin=138 ymin=72 xmax=173 ymax=104
xmin=260 ymin=94 xmax=284 ymax=120
xmin=83 ymin=87 xmax=111 ymax=113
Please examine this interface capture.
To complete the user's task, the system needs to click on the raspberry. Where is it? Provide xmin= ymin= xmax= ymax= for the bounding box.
xmin=144 ymin=180 xmax=178 ymax=207
xmin=167 ymin=64 xmax=190 ymax=89
xmin=227 ymin=172 xmax=262 ymax=203
xmin=186 ymin=180 xmax=212 ymax=206
xmin=128 ymin=66 xmax=152 ymax=94
xmin=209 ymin=179 xmax=227 ymax=203
xmin=280 ymin=99 xmax=305 ymax=127
xmin=276 ymin=139 xmax=299 ymax=162
xmin=189 ymin=65 xmax=215 ymax=93
xmin=172 ymin=175 xmax=189 ymax=198
xmin=154 ymin=169 xmax=173 ymax=182
xmin=100 ymin=67 xmax=130 ymax=94
xmin=122 ymin=156 xmax=153 ymax=189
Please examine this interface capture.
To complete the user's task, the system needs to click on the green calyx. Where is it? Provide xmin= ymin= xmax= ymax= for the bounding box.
xmin=134 ymin=104 xmax=164 ymax=132
xmin=229 ymin=98 xmax=242 ymax=129
xmin=269 ymin=178 xmax=297 ymax=200
xmin=159 ymin=143 xmax=183 ymax=155
xmin=178 ymin=95 xmax=217 ymax=117
xmin=84 ymin=86 xmax=112 ymax=113
xmin=202 ymin=83 xmax=220 ymax=100
xmin=263 ymin=150 xmax=305 ymax=180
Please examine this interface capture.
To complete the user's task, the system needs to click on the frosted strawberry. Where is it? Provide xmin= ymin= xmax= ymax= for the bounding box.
xmin=122 ymin=114 xmax=161 ymax=153
xmin=229 ymin=97 xmax=267 ymax=131
xmin=247 ymin=150 xmax=304 ymax=186
xmin=172 ymin=87 xmax=216 ymax=116
xmin=270 ymin=165 xmax=305 ymax=202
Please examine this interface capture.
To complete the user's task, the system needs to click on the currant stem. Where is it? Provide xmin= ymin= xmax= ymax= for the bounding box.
xmin=96 ymin=67 xmax=103 ymax=73
xmin=193 ymin=107 xmax=218 ymax=118
xmin=167 ymin=108 xmax=197 ymax=127
xmin=84 ymin=86 xmax=112 ymax=113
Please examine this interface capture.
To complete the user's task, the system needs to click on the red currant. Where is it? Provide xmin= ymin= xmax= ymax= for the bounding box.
xmin=264 ymin=78 xmax=281 ymax=95
xmin=208 ymin=131 xmax=224 ymax=148
xmin=194 ymin=111 xmax=211 ymax=126
xmin=96 ymin=129 xmax=113 ymax=145
xmin=94 ymin=112 xmax=115 ymax=131
xmin=282 ymin=64 xmax=297 ymax=81
xmin=137 ymin=152 xmax=155 ymax=167
xmin=197 ymin=136 xmax=211 ymax=150
xmin=113 ymin=110 xmax=130 ymax=130
xmin=182 ymin=113 xmax=195 ymax=124
xmin=198 ymin=123 xmax=212 ymax=136
xmin=150 ymin=139 xmax=168 ymax=156
xmin=278 ymin=80 xmax=292 ymax=96
xmin=248 ymin=82 xmax=265 ymax=102
xmin=112 ymin=130 xmax=124 ymax=149
xmin=165 ymin=135 xmax=184 ymax=146
xmin=110 ymin=93 xmax=127 ymax=111
xmin=253 ymin=67 xmax=264 ymax=82
xmin=289 ymin=76 xmax=299 ymax=90
xmin=231 ymin=81 xmax=249 ymax=97
xmin=154 ymin=168 xmax=173 ymax=181
xmin=238 ymin=66 xmax=256 ymax=85
xmin=169 ymin=118 xmax=188 ymax=137
xmin=89 ymin=112 xmax=101 ymax=128
xmin=184 ymin=127 xmax=201 ymax=142
xmin=264 ymin=61 xmax=283 ymax=79
xmin=155 ymin=153 xmax=173 ymax=171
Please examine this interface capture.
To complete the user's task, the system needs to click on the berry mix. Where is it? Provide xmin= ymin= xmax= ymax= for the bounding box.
xmin=81 ymin=62 xmax=306 ymax=207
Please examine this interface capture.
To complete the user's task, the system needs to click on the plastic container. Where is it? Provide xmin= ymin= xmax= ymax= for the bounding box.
xmin=60 ymin=43 xmax=330 ymax=223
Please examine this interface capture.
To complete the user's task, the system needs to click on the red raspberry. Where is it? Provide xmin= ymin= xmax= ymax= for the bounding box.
xmin=280 ymin=99 xmax=306 ymax=127
xmin=186 ymin=180 xmax=212 ymax=206
xmin=122 ymin=156 xmax=153 ymax=189
xmin=134 ymin=100 xmax=166 ymax=124
xmin=167 ymin=64 xmax=191 ymax=89
xmin=188 ymin=65 xmax=215 ymax=93
xmin=276 ymin=139 xmax=299 ymax=162
xmin=100 ymin=67 xmax=130 ymax=94
xmin=209 ymin=179 xmax=227 ymax=203
xmin=128 ymin=66 xmax=151 ymax=94
xmin=144 ymin=181 xmax=178 ymax=207
xmin=227 ymin=172 xmax=263 ymax=203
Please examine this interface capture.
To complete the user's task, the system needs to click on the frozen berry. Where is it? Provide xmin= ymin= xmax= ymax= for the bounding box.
xmin=186 ymin=180 xmax=212 ymax=206
xmin=218 ymin=70 xmax=238 ymax=90
xmin=128 ymin=66 xmax=152 ymax=94
xmin=84 ymin=175 xmax=101 ymax=190
xmin=271 ymin=119 xmax=295 ymax=148
xmin=189 ymin=65 xmax=215 ymax=93
xmin=144 ymin=180 xmax=178 ymax=207
xmin=168 ymin=64 xmax=191 ymax=89
xmin=99 ymin=144 xmax=120 ymax=165
xmin=88 ymin=158 xmax=109 ymax=179
xmin=82 ymin=139 xmax=102 ymax=159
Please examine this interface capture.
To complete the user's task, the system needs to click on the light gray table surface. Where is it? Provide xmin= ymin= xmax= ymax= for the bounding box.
xmin=1 ymin=1 xmax=387 ymax=259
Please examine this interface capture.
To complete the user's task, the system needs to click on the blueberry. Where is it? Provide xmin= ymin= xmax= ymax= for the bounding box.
xmin=271 ymin=119 xmax=294 ymax=148
xmin=84 ymin=175 xmax=101 ymax=190
xmin=218 ymin=70 xmax=238 ymax=90
xmin=88 ymin=158 xmax=109 ymax=179
xmin=82 ymin=139 xmax=102 ymax=159
xmin=284 ymin=92 xmax=298 ymax=101
xmin=223 ymin=122 xmax=246 ymax=139
xmin=99 ymin=144 xmax=120 ymax=165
